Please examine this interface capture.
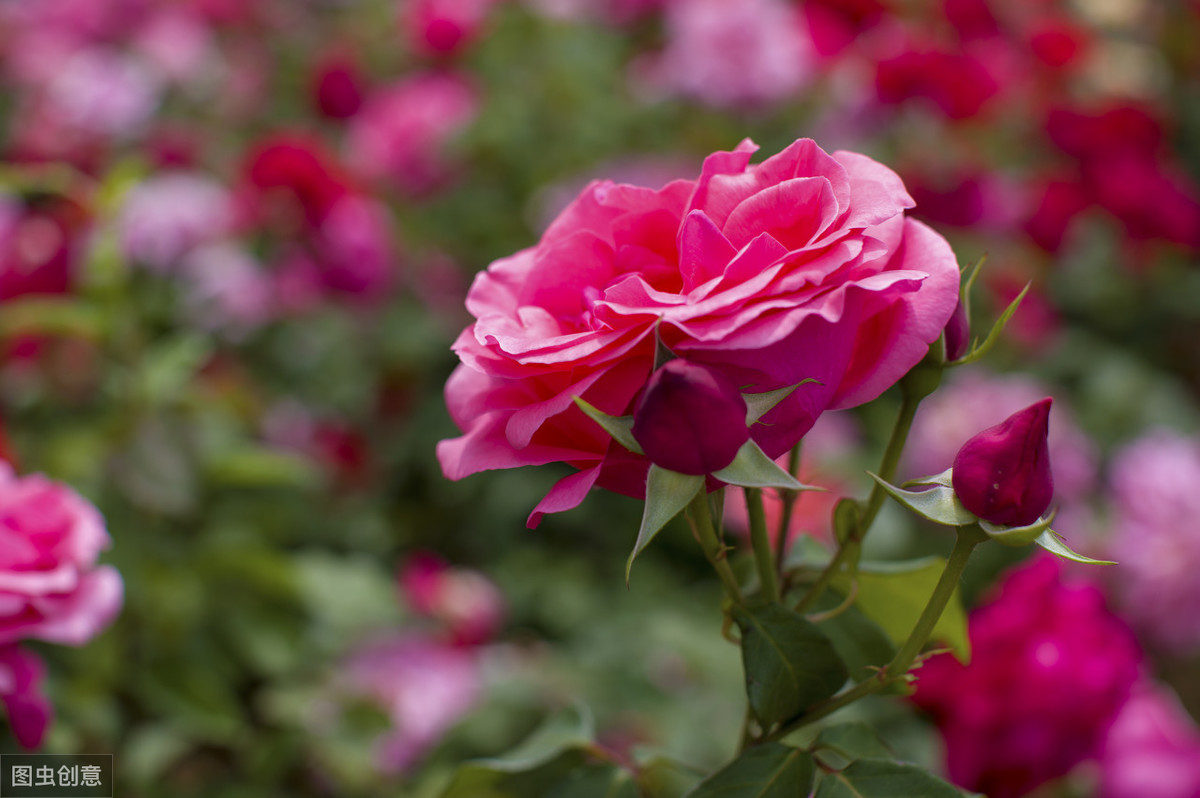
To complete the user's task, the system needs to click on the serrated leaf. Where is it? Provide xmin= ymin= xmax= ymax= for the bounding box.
xmin=832 ymin=559 xmax=970 ymax=663
xmin=685 ymin=743 xmax=814 ymax=798
xmin=814 ymin=759 xmax=963 ymax=798
xmin=439 ymin=705 xmax=597 ymax=798
xmin=811 ymin=591 xmax=896 ymax=681
xmin=868 ymin=472 xmax=975 ymax=527
xmin=733 ymin=604 xmax=848 ymax=727
xmin=744 ymin=379 xmax=819 ymax=424
xmin=628 ymin=467 xmax=705 ymax=582
xmin=714 ymin=440 xmax=824 ymax=491
xmin=1034 ymin=529 xmax=1115 ymax=565
xmin=574 ymin=397 xmax=643 ymax=455
xmin=814 ymin=723 xmax=893 ymax=762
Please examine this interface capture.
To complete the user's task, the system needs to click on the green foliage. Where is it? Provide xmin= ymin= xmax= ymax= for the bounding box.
xmin=685 ymin=743 xmax=815 ymax=798
xmin=733 ymin=604 xmax=848 ymax=728
xmin=833 ymin=559 xmax=970 ymax=663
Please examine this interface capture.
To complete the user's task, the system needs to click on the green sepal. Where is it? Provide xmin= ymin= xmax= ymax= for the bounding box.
xmin=744 ymin=379 xmax=820 ymax=425
xmin=1033 ymin=528 xmax=1116 ymax=565
xmin=978 ymin=512 xmax=1056 ymax=547
xmin=869 ymin=470 xmax=976 ymax=527
xmin=714 ymin=440 xmax=825 ymax=491
xmin=684 ymin=743 xmax=815 ymax=798
xmin=573 ymin=396 xmax=643 ymax=455
xmin=951 ymin=281 xmax=1030 ymax=367
xmin=628 ymin=466 xmax=705 ymax=583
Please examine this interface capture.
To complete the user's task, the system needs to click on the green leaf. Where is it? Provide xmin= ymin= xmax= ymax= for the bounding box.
xmin=733 ymin=604 xmax=848 ymax=727
xmin=868 ymin=471 xmax=975 ymax=527
xmin=205 ymin=448 xmax=322 ymax=489
xmin=439 ymin=705 xmax=597 ymax=798
xmin=952 ymin=281 xmax=1030 ymax=367
xmin=833 ymin=558 xmax=970 ymax=663
xmin=1034 ymin=529 xmax=1116 ymax=565
xmin=140 ymin=334 xmax=213 ymax=406
xmin=547 ymin=763 xmax=639 ymax=798
xmin=714 ymin=440 xmax=825 ymax=491
xmin=685 ymin=743 xmax=815 ymax=798
xmin=814 ymin=723 xmax=893 ymax=762
xmin=811 ymin=592 xmax=896 ymax=681
xmin=636 ymin=754 xmax=704 ymax=798
xmin=814 ymin=759 xmax=963 ymax=798
xmin=628 ymin=466 xmax=705 ymax=582
xmin=574 ymin=397 xmax=643 ymax=455
xmin=0 ymin=296 xmax=104 ymax=340
xmin=744 ymin=379 xmax=819 ymax=425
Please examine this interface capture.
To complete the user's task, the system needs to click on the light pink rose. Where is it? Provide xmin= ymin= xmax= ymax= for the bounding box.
xmin=0 ymin=463 xmax=123 ymax=646
xmin=1099 ymin=680 xmax=1200 ymax=798
xmin=438 ymin=138 xmax=960 ymax=526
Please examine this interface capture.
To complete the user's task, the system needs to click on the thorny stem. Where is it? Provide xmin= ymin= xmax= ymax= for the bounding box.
xmin=688 ymin=491 xmax=745 ymax=606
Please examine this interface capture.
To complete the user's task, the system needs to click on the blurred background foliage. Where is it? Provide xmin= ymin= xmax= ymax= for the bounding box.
xmin=2 ymin=0 xmax=1200 ymax=795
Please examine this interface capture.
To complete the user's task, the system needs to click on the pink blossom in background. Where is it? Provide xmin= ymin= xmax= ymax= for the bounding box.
xmin=802 ymin=0 xmax=889 ymax=59
xmin=117 ymin=172 xmax=233 ymax=270
xmin=0 ymin=194 xmax=86 ymax=301
xmin=401 ymin=0 xmax=497 ymax=57
xmin=130 ymin=9 xmax=216 ymax=87
xmin=0 ymin=644 xmax=51 ymax=749
xmin=1038 ymin=103 xmax=1200 ymax=250
xmin=43 ymin=48 xmax=161 ymax=138
xmin=346 ymin=72 xmax=478 ymax=194
xmin=912 ymin=556 xmax=1141 ymax=798
xmin=521 ymin=0 xmax=663 ymax=25
xmin=310 ymin=195 xmax=397 ymax=299
xmin=340 ymin=634 xmax=482 ymax=774
xmin=178 ymin=242 xmax=275 ymax=332
xmin=310 ymin=47 xmax=366 ymax=120
xmin=399 ymin=553 xmax=506 ymax=646
xmin=0 ymin=463 xmax=123 ymax=647
xmin=239 ymin=133 xmax=354 ymax=230
xmin=634 ymin=0 xmax=814 ymax=109
xmin=874 ymin=43 xmax=1001 ymax=120
xmin=438 ymin=138 xmax=960 ymax=527
xmin=904 ymin=369 xmax=1096 ymax=503
xmin=1099 ymin=680 xmax=1200 ymax=798
xmin=1106 ymin=431 xmax=1200 ymax=653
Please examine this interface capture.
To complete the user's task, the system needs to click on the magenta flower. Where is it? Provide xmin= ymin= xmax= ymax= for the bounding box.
xmin=0 ymin=644 xmax=51 ymax=749
xmin=911 ymin=556 xmax=1141 ymax=798
xmin=630 ymin=360 xmax=750 ymax=476
xmin=438 ymin=138 xmax=960 ymax=527
xmin=952 ymin=397 xmax=1054 ymax=526
xmin=1099 ymin=680 xmax=1200 ymax=798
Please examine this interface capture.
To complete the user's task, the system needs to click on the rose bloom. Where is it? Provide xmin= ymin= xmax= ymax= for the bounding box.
xmin=1099 ymin=680 xmax=1200 ymax=798
xmin=0 ymin=463 xmax=123 ymax=646
xmin=912 ymin=556 xmax=1141 ymax=798
xmin=438 ymin=138 xmax=960 ymax=526
xmin=0 ymin=643 xmax=51 ymax=749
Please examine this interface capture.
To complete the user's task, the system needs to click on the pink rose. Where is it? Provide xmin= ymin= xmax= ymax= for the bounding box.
xmin=0 ymin=644 xmax=51 ymax=749
xmin=438 ymin=138 xmax=960 ymax=526
xmin=952 ymin=398 xmax=1054 ymax=527
xmin=0 ymin=463 xmax=123 ymax=646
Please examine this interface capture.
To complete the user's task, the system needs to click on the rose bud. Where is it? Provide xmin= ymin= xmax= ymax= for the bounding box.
xmin=943 ymin=297 xmax=969 ymax=361
xmin=952 ymin=398 xmax=1054 ymax=526
xmin=631 ymin=360 xmax=749 ymax=476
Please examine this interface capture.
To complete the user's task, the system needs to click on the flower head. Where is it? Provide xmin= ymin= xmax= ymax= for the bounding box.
xmin=952 ymin=397 xmax=1054 ymax=526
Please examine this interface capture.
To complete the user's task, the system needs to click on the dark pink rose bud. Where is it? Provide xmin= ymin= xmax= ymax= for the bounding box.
xmin=943 ymin=297 xmax=969 ymax=361
xmin=631 ymin=360 xmax=749 ymax=476
xmin=952 ymin=398 xmax=1054 ymax=526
